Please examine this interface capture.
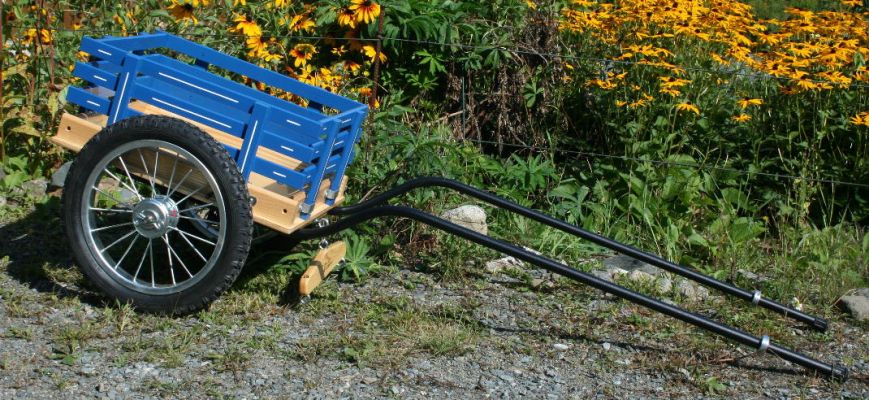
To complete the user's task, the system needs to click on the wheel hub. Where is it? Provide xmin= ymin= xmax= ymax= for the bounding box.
xmin=132 ymin=196 xmax=179 ymax=239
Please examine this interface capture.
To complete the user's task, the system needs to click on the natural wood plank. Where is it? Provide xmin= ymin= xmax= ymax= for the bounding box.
xmin=298 ymin=241 xmax=347 ymax=296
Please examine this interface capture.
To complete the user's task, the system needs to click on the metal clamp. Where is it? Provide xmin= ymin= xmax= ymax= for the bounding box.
xmin=299 ymin=202 xmax=314 ymax=214
xmin=316 ymin=218 xmax=330 ymax=228
xmin=325 ymin=188 xmax=339 ymax=200
xmin=751 ymin=290 xmax=762 ymax=305
xmin=758 ymin=335 xmax=770 ymax=352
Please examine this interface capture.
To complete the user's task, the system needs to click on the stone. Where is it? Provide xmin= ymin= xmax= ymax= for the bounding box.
xmin=602 ymin=342 xmax=612 ymax=351
xmin=0 ymin=196 xmax=6 ymax=208
xmin=485 ymin=256 xmax=523 ymax=274
xmin=657 ymin=277 xmax=673 ymax=294
xmin=20 ymin=178 xmax=48 ymax=197
xmin=677 ymin=280 xmax=708 ymax=302
xmin=837 ymin=288 xmax=869 ymax=321
xmin=552 ymin=343 xmax=569 ymax=351
xmin=603 ymin=254 xmax=664 ymax=276
xmin=51 ymin=161 xmax=73 ymax=188
xmin=0 ymin=168 xmax=5 ymax=181
xmin=628 ymin=270 xmax=654 ymax=283
xmin=440 ymin=205 xmax=487 ymax=235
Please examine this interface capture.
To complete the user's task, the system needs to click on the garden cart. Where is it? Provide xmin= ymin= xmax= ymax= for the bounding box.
xmin=51 ymin=32 xmax=848 ymax=380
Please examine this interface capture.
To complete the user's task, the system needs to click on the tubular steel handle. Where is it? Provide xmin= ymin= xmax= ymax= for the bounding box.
xmin=335 ymin=177 xmax=828 ymax=332
xmin=293 ymin=205 xmax=848 ymax=380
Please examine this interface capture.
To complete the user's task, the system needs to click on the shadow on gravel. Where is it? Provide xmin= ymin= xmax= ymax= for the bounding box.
xmin=0 ymin=196 xmax=106 ymax=307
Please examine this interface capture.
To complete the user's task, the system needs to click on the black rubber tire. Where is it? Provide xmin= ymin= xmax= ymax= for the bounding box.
xmin=62 ymin=115 xmax=253 ymax=314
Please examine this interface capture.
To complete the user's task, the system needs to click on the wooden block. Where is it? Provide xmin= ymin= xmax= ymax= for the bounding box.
xmin=298 ymin=241 xmax=347 ymax=296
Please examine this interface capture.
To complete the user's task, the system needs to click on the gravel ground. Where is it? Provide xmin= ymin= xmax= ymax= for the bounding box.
xmin=1 ymin=198 xmax=867 ymax=399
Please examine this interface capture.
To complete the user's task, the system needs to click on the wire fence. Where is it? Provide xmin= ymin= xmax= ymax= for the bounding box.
xmin=5 ymin=24 xmax=868 ymax=189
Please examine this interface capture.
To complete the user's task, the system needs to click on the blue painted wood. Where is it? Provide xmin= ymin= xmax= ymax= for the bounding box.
xmin=67 ymin=87 xmax=111 ymax=114
xmin=73 ymin=62 xmax=118 ymax=89
xmin=65 ymin=32 xmax=368 ymax=210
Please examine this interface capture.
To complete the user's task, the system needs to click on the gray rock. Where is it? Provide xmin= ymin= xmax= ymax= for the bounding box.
xmin=20 ymin=178 xmax=48 ymax=197
xmin=50 ymin=161 xmax=73 ymax=188
xmin=838 ymin=288 xmax=869 ymax=321
xmin=677 ymin=280 xmax=709 ymax=302
xmin=628 ymin=270 xmax=654 ymax=283
xmin=657 ymin=277 xmax=673 ymax=294
xmin=0 ymin=168 xmax=5 ymax=181
xmin=440 ymin=205 xmax=487 ymax=235
xmin=0 ymin=196 xmax=6 ymax=208
xmin=552 ymin=343 xmax=569 ymax=351
xmin=485 ymin=256 xmax=523 ymax=274
xmin=603 ymin=254 xmax=664 ymax=276
xmin=602 ymin=342 xmax=612 ymax=351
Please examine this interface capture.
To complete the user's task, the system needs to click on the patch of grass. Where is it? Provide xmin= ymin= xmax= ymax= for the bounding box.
xmin=7 ymin=326 xmax=34 ymax=340
xmin=49 ymin=323 xmax=98 ymax=366
xmin=743 ymin=0 xmax=838 ymax=19
xmin=208 ymin=345 xmax=252 ymax=373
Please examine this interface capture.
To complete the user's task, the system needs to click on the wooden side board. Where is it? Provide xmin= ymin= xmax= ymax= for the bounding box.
xmin=51 ymin=110 xmax=346 ymax=234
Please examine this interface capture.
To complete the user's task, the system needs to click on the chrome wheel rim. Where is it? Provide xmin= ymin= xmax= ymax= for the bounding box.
xmin=80 ymin=139 xmax=227 ymax=295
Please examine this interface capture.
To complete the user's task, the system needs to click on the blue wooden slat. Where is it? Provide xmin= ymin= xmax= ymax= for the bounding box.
xmin=99 ymin=32 xmax=171 ymax=51
xmin=250 ymin=158 xmax=307 ymax=190
xmin=264 ymin=106 xmax=325 ymax=141
xmin=258 ymin=130 xmax=316 ymax=164
xmin=238 ymin=104 xmax=270 ymax=179
xmin=138 ymin=57 xmax=255 ymax=114
xmin=66 ymin=87 xmax=111 ymax=114
xmin=147 ymin=54 xmax=325 ymax=123
xmin=130 ymin=83 xmax=246 ymax=136
xmin=162 ymin=34 xmax=362 ymax=112
xmin=327 ymin=110 xmax=367 ymax=201
xmin=73 ymin=62 xmax=118 ymax=89
xmin=299 ymin=120 xmax=341 ymax=216
xmin=80 ymin=37 xmax=126 ymax=64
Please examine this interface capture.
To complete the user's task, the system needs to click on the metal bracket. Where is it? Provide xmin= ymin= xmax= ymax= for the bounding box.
xmin=325 ymin=188 xmax=339 ymax=200
xmin=299 ymin=202 xmax=314 ymax=215
xmin=751 ymin=290 xmax=762 ymax=305
xmin=758 ymin=335 xmax=770 ymax=352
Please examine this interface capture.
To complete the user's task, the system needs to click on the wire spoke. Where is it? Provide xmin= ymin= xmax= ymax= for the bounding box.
xmin=89 ymin=207 xmax=133 ymax=213
xmin=179 ymin=202 xmax=213 ymax=213
xmin=162 ymin=235 xmax=176 ymax=286
xmin=102 ymin=168 xmax=143 ymax=201
xmin=117 ymin=157 xmax=143 ymax=200
xmin=114 ymin=235 xmax=140 ymax=271
xmin=149 ymin=239 xmax=156 ymax=288
xmin=178 ymin=215 xmax=220 ymax=225
xmin=166 ymin=154 xmax=179 ymax=198
xmin=176 ymin=228 xmax=209 ymax=263
xmin=176 ymin=184 xmax=210 ymax=205
xmin=138 ymin=149 xmax=157 ymax=197
xmin=165 ymin=234 xmax=194 ymax=278
xmin=99 ymin=230 xmax=137 ymax=253
xmin=153 ymin=150 xmax=160 ymax=196
xmin=92 ymin=186 xmax=133 ymax=209
xmin=167 ymin=167 xmax=193 ymax=198
xmin=170 ymin=226 xmax=216 ymax=247
xmin=91 ymin=221 xmax=134 ymax=233
xmin=132 ymin=240 xmax=151 ymax=283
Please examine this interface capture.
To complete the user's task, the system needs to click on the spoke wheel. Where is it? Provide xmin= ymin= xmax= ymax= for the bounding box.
xmin=63 ymin=115 xmax=252 ymax=314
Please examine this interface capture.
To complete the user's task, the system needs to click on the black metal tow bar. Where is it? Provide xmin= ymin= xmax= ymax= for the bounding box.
xmin=292 ymin=177 xmax=847 ymax=380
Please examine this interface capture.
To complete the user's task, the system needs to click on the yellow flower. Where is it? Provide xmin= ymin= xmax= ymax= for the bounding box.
xmin=233 ymin=14 xmax=261 ymax=37
xmin=284 ymin=14 xmax=315 ymax=33
xmin=676 ymin=102 xmax=700 ymax=115
xmin=343 ymin=60 xmax=362 ymax=73
xmin=731 ymin=114 xmax=752 ymax=123
xmin=290 ymin=44 xmax=317 ymax=67
xmin=737 ymin=98 xmax=763 ymax=109
xmin=586 ymin=79 xmax=616 ymax=90
xmin=362 ymin=45 xmax=387 ymax=62
xmin=525 ymin=0 xmax=537 ymax=10
xmin=350 ymin=0 xmax=381 ymax=24
xmin=337 ymin=7 xmax=356 ymax=29
xmin=233 ymin=0 xmax=246 ymax=5
xmin=168 ymin=1 xmax=198 ymax=24
xmin=272 ymin=0 xmax=289 ymax=7
xmin=841 ymin=0 xmax=862 ymax=7
xmin=850 ymin=112 xmax=869 ymax=126
xmin=615 ymin=100 xmax=628 ymax=107
xmin=246 ymin=36 xmax=267 ymax=57
xmin=262 ymin=52 xmax=283 ymax=63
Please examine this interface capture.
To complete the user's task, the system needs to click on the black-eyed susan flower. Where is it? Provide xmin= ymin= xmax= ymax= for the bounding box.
xmin=233 ymin=14 xmax=261 ymax=37
xmin=676 ymin=102 xmax=700 ymax=115
xmin=284 ymin=14 xmax=315 ymax=33
xmin=737 ymin=98 xmax=763 ymax=109
xmin=290 ymin=44 xmax=317 ymax=67
xmin=337 ymin=7 xmax=356 ymax=29
xmin=850 ymin=112 xmax=869 ymax=126
xmin=362 ymin=45 xmax=387 ymax=62
xmin=731 ymin=114 xmax=752 ymax=123
xmin=350 ymin=0 xmax=381 ymax=24
xmin=168 ymin=1 xmax=198 ymax=24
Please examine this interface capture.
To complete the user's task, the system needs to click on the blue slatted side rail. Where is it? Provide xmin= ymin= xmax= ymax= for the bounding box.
xmin=67 ymin=31 xmax=368 ymax=219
